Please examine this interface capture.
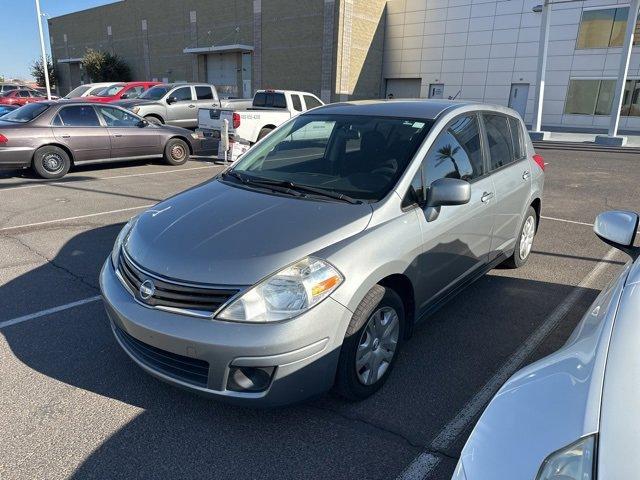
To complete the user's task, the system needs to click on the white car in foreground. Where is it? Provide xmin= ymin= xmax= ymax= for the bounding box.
xmin=454 ymin=210 xmax=640 ymax=480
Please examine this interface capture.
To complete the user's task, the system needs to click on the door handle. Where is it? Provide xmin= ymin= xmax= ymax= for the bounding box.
xmin=113 ymin=134 xmax=123 ymax=138
xmin=481 ymin=191 xmax=494 ymax=203
xmin=188 ymin=104 xmax=196 ymax=108
xmin=522 ymin=170 xmax=531 ymax=180
xmin=61 ymin=135 xmax=70 ymax=138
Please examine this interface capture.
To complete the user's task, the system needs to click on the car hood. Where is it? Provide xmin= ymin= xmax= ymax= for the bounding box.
xmin=125 ymin=179 xmax=373 ymax=286
xmin=459 ymin=267 xmax=628 ymax=479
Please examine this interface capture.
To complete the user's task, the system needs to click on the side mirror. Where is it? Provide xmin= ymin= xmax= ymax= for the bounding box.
xmin=166 ymin=96 xmax=177 ymax=105
xmin=137 ymin=119 xmax=148 ymax=128
xmin=594 ymin=210 xmax=638 ymax=257
xmin=423 ymin=178 xmax=471 ymax=222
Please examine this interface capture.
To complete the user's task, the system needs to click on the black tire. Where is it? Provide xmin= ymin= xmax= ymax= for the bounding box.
xmin=334 ymin=285 xmax=405 ymax=401
xmin=257 ymin=127 xmax=273 ymax=141
xmin=32 ymin=145 xmax=71 ymax=179
xmin=144 ymin=115 xmax=163 ymax=125
xmin=163 ymin=138 xmax=190 ymax=166
xmin=503 ymin=206 xmax=537 ymax=268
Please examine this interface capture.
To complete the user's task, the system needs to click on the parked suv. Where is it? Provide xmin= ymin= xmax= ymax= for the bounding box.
xmin=115 ymin=83 xmax=222 ymax=128
xmin=100 ymin=100 xmax=544 ymax=406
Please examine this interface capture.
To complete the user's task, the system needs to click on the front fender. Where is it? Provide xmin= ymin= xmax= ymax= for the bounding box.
xmin=321 ymin=208 xmax=423 ymax=316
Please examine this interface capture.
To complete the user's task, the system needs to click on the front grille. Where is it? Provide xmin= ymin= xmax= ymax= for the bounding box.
xmin=113 ymin=321 xmax=210 ymax=388
xmin=117 ymin=251 xmax=240 ymax=315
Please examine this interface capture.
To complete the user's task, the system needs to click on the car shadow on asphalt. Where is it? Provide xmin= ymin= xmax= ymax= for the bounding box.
xmin=0 ymin=225 xmax=602 ymax=480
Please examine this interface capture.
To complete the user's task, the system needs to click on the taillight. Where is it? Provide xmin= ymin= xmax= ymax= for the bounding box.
xmin=532 ymin=154 xmax=545 ymax=171
xmin=232 ymin=113 xmax=240 ymax=129
xmin=0 ymin=134 xmax=7 ymax=144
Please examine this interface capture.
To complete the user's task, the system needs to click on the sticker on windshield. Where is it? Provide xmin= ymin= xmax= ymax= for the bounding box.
xmin=412 ymin=122 xmax=425 ymax=128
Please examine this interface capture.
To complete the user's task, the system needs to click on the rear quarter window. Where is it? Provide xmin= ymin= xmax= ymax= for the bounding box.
xmin=508 ymin=117 xmax=526 ymax=160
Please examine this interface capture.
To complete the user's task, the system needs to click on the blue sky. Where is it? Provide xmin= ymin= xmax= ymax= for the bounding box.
xmin=0 ymin=0 xmax=119 ymax=80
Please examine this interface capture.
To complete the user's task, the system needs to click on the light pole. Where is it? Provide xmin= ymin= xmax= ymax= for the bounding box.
xmin=530 ymin=0 xmax=550 ymax=140
xmin=35 ymin=0 xmax=51 ymax=100
xmin=595 ymin=0 xmax=640 ymax=146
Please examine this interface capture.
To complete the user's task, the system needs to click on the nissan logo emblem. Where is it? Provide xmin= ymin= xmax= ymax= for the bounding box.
xmin=139 ymin=279 xmax=155 ymax=300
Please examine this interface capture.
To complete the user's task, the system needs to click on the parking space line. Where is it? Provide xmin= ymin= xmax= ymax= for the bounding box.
xmin=0 ymin=204 xmax=153 ymax=233
xmin=541 ymin=215 xmax=593 ymax=227
xmin=0 ymin=165 xmax=218 ymax=193
xmin=396 ymin=247 xmax=619 ymax=480
xmin=0 ymin=296 xmax=101 ymax=329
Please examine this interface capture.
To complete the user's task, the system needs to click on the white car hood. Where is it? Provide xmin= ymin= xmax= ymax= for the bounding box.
xmin=459 ymin=266 xmax=628 ymax=479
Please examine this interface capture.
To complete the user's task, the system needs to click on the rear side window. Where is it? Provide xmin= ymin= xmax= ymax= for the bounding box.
xmin=508 ymin=117 xmax=525 ymax=160
xmin=304 ymin=95 xmax=322 ymax=109
xmin=195 ymin=86 xmax=214 ymax=100
xmin=55 ymin=106 xmax=101 ymax=127
xmin=18 ymin=91 xmax=30 ymax=97
xmin=291 ymin=94 xmax=302 ymax=111
xmin=171 ymin=87 xmax=192 ymax=102
xmin=483 ymin=114 xmax=514 ymax=170
xmin=423 ymin=114 xmax=484 ymax=186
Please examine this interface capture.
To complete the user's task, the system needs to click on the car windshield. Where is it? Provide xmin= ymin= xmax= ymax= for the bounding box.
xmin=0 ymin=103 xmax=50 ymax=123
xmin=0 ymin=91 xmax=13 ymax=97
xmin=96 ymin=84 xmax=125 ymax=97
xmin=229 ymin=114 xmax=433 ymax=202
xmin=64 ymin=85 xmax=91 ymax=98
xmin=139 ymin=85 xmax=170 ymax=100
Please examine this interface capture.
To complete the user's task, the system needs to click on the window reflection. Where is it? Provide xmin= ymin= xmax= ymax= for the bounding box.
xmin=576 ymin=7 xmax=639 ymax=49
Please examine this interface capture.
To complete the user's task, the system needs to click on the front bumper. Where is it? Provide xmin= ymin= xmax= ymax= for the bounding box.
xmin=99 ymin=260 xmax=352 ymax=407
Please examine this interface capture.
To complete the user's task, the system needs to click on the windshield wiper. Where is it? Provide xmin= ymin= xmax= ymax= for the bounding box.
xmin=234 ymin=175 xmax=362 ymax=204
xmin=222 ymin=171 xmax=303 ymax=197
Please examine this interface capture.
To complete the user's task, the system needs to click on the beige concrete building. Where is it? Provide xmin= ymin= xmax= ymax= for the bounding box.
xmin=48 ymin=0 xmax=386 ymax=102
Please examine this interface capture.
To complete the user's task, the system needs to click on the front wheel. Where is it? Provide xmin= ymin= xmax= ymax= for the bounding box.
xmin=163 ymin=138 xmax=190 ymax=166
xmin=334 ymin=286 xmax=405 ymax=401
xmin=503 ymin=206 xmax=537 ymax=268
xmin=32 ymin=146 xmax=71 ymax=179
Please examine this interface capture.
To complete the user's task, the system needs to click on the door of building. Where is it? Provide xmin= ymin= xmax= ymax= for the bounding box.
xmin=508 ymin=83 xmax=529 ymax=118
xmin=385 ymin=78 xmax=421 ymax=99
xmin=428 ymin=83 xmax=444 ymax=99
xmin=207 ymin=53 xmax=239 ymax=98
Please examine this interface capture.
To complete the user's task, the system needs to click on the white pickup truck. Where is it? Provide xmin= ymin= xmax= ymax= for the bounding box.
xmin=231 ymin=89 xmax=324 ymax=143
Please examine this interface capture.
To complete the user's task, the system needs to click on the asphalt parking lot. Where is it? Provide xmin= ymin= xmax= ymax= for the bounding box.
xmin=0 ymin=150 xmax=638 ymax=480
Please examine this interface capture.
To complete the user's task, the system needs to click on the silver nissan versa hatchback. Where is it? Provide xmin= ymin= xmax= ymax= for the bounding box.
xmin=100 ymin=100 xmax=544 ymax=406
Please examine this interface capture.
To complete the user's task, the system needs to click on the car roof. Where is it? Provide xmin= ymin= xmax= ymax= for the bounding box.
xmin=308 ymin=99 xmax=480 ymax=120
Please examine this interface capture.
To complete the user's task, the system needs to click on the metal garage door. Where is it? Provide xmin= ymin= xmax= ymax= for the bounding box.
xmin=207 ymin=53 xmax=238 ymax=97
xmin=385 ymin=78 xmax=421 ymax=99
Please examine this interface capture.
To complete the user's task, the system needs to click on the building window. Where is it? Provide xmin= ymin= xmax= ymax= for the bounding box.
xmin=622 ymin=79 xmax=640 ymax=117
xmin=564 ymin=79 xmax=640 ymax=116
xmin=576 ymin=7 xmax=640 ymax=49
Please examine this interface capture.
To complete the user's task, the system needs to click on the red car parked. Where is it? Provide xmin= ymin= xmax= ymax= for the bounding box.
xmin=83 ymin=81 xmax=161 ymax=103
xmin=0 ymin=89 xmax=47 ymax=106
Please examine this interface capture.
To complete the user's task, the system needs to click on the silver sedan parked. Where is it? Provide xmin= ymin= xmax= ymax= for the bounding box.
xmin=100 ymin=100 xmax=544 ymax=406
xmin=454 ymin=210 xmax=640 ymax=480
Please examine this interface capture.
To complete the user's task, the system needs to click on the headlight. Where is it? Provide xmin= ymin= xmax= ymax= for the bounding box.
xmin=217 ymin=257 xmax=343 ymax=323
xmin=536 ymin=435 xmax=596 ymax=480
xmin=110 ymin=216 xmax=138 ymax=266
xmin=131 ymin=106 xmax=140 ymax=114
